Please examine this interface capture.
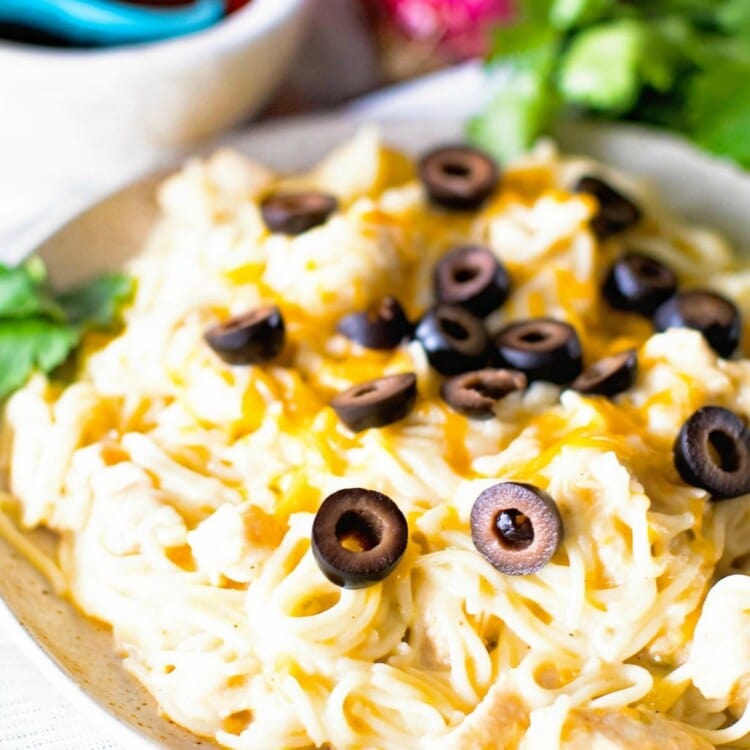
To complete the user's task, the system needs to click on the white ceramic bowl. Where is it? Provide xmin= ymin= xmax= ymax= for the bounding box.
xmin=0 ymin=0 xmax=309 ymax=246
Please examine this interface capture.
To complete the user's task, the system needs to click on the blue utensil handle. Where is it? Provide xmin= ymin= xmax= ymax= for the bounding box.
xmin=0 ymin=0 xmax=225 ymax=46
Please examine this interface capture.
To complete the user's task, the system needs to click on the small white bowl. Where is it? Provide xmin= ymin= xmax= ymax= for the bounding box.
xmin=0 ymin=0 xmax=309 ymax=247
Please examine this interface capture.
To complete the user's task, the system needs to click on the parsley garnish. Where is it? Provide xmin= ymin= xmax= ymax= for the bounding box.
xmin=470 ymin=0 xmax=750 ymax=168
xmin=0 ymin=259 xmax=134 ymax=399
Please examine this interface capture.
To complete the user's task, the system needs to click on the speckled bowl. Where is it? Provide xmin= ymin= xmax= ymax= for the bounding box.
xmin=2 ymin=116 xmax=750 ymax=748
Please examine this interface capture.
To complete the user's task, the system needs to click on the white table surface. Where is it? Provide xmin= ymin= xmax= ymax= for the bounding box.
xmin=0 ymin=59 xmax=489 ymax=749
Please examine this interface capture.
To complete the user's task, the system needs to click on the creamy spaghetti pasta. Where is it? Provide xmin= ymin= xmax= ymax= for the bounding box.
xmin=3 ymin=129 xmax=750 ymax=749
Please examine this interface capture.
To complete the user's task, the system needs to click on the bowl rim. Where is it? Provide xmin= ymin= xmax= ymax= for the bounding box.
xmin=0 ymin=0 xmax=307 ymax=62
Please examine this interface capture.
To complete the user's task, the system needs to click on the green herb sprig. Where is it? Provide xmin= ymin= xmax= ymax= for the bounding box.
xmin=469 ymin=0 xmax=750 ymax=167
xmin=0 ymin=258 xmax=134 ymax=399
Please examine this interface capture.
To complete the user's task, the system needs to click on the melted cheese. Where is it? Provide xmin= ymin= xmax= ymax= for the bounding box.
xmin=2 ymin=133 xmax=750 ymax=749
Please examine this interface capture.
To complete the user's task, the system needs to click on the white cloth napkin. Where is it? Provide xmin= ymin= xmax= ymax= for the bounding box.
xmin=0 ymin=62 xmax=490 ymax=749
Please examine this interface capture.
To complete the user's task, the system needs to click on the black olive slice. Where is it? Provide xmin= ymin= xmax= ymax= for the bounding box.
xmin=434 ymin=245 xmax=511 ymax=318
xmin=574 ymin=175 xmax=642 ymax=238
xmin=602 ymin=253 xmax=677 ymax=316
xmin=260 ymin=192 xmax=338 ymax=235
xmin=414 ymin=305 xmax=491 ymax=375
xmin=419 ymin=145 xmax=500 ymax=211
xmin=673 ymin=406 xmax=750 ymax=499
xmin=337 ymin=296 xmax=412 ymax=350
xmin=570 ymin=349 xmax=637 ymax=397
xmin=312 ymin=488 xmax=408 ymax=589
xmin=494 ymin=318 xmax=583 ymax=384
xmin=330 ymin=373 xmax=417 ymax=432
xmin=204 ymin=305 xmax=285 ymax=365
xmin=440 ymin=368 xmax=527 ymax=419
xmin=653 ymin=290 xmax=741 ymax=359
xmin=470 ymin=482 xmax=563 ymax=575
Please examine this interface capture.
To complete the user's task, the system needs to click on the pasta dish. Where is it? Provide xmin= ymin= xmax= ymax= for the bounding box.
xmin=3 ymin=130 xmax=750 ymax=749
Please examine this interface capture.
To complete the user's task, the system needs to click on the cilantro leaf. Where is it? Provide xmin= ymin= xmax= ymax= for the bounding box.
xmin=644 ymin=0 xmax=720 ymax=15
xmin=0 ymin=318 xmax=79 ymax=399
xmin=0 ymin=258 xmax=134 ymax=400
xmin=474 ymin=0 xmax=750 ymax=172
xmin=0 ymin=260 xmax=65 ymax=321
xmin=489 ymin=21 xmax=560 ymax=74
xmin=686 ymin=61 xmax=750 ymax=167
xmin=550 ymin=0 xmax=617 ymax=31
xmin=476 ymin=10 xmax=562 ymax=160
xmin=58 ymin=273 xmax=135 ymax=330
xmin=469 ymin=69 xmax=559 ymax=160
xmin=558 ymin=19 xmax=678 ymax=114
xmin=715 ymin=0 xmax=750 ymax=35
xmin=521 ymin=0 xmax=556 ymax=23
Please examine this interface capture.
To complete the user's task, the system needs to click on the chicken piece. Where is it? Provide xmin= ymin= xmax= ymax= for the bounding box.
xmin=188 ymin=503 xmax=284 ymax=585
xmin=436 ymin=682 xmax=529 ymax=750
xmin=686 ymin=574 xmax=750 ymax=705
xmin=284 ymin=127 xmax=414 ymax=204
xmin=561 ymin=707 xmax=713 ymax=750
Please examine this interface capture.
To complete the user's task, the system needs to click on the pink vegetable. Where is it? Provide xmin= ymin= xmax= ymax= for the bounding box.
xmin=378 ymin=0 xmax=513 ymax=58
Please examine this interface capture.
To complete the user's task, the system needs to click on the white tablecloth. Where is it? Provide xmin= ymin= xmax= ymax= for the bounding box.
xmin=0 ymin=62 xmax=489 ymax=749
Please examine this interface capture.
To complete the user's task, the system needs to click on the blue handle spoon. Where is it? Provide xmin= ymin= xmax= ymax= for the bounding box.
xmin=0 ymin=0 xmax=225 ymax=46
